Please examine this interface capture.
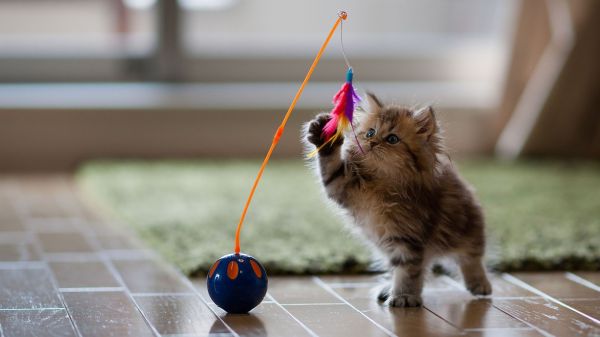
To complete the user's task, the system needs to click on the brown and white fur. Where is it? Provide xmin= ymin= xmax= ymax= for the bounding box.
xmin=303 ymin=93 xmax=491 ymax=307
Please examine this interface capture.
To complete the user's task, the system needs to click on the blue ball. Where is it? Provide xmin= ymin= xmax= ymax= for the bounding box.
xmin=207 ymin=253 xmax=268 ymax=314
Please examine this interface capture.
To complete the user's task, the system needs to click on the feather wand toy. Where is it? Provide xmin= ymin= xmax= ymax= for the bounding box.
xmin=310 ymin=67 xmax=364 ymax=156
xmin=207 ymin=11 xmax=357 ymax=314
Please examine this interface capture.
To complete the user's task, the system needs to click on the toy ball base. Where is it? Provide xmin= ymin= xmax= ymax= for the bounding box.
xmin=207 ymin=253 xmax=268 ymax=314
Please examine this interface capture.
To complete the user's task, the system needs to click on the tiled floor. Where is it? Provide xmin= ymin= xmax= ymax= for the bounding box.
xmin=0 ymin=174 xmax=598 ymax=337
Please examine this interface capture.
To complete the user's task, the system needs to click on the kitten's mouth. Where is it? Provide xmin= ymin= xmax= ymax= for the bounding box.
xmin=357 ymin=143 xmax=373 ymax=154
xmin=366 ymin=145 xmax=382 ymax=159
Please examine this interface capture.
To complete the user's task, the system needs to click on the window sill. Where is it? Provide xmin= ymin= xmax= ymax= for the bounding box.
xmin=0 ymin=80 xmax=498 ymax=112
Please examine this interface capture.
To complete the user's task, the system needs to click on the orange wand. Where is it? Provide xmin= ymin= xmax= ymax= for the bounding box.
xmin=234 ymin=11 xmax=348 ymax=254
xmin=207 ymin=11 xmax=350 ymax=315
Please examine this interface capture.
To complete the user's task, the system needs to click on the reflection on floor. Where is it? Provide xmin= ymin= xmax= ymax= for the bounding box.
xmin=0 ymin=174 xmax=598 ymax=337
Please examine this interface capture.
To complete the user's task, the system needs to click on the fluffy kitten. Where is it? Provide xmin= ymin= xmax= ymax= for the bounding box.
xmin=304 ymin=93 xmax=491 ymax=307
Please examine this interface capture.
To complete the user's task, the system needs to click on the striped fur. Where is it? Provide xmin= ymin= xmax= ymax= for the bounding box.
xmin=303 ymin=93 xmax=491 ymax=307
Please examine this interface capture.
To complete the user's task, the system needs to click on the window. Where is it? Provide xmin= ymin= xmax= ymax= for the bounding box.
xmin=0 ymin=0 xmax=156 ymax=81
xmin=182 ymin=0 xmax=517 ymax=85
xmin=0 ymin=0 xmax=518 ymax=87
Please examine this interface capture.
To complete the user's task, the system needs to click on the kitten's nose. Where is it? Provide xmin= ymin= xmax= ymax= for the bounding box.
xmin=369 ymin=141 xmax=378 ymax=148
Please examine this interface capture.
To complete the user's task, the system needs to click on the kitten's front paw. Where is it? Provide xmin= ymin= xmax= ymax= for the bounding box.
xmin=306 ymin=113 xmax=331 ymax=146
xmin=467 ymin=278 xmax=492 ymax=296
xmin=388 ymin=294 xmax=423 ymax=308
xmin=377 ymin=284 xmax=391 ymax=302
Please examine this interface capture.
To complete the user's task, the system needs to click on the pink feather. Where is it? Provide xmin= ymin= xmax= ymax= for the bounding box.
xmin=322 ymin=69 xmax=361 ymax=142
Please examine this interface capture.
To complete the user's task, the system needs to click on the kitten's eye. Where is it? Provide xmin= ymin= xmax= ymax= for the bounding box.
xmin=366 ymin=128 xmax=376 ymax=138
xmin=386 ymin=134 xmax=400 ymax=144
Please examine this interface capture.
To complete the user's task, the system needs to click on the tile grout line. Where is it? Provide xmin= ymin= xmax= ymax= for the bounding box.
xmin=438 ymin=275 xmax=575 ymax=300
xmin=422 ymin=306 xmax=464 ymax=332
xmin=503 ymin=273 xmax=600 ymax=325
xmin=435 ymin=272 xmax=492 ymax=328
xmin=0 ymin=308 xmax=66 ymax=311
xmin=328 ymin=282 xmax=378 ymax=288
xmin=163 ymin=268 xmax=241 ymax=337
xmin=325 ymin=275 xmax=464 ymax=334
xmin=565 ymin=272 xmax=600 ymax=292
xmin=66 ymin=176 xmax=151 ymax=250
xmin=10 ymin=186 xmax=84 ymax=337
xmin=417 ymin=277 xmax=468 ymax=331
xmin=52 ymin=180 xmax=163 ymax=337
xmin=76 ymin=227 xmax=162 ymax=337
xmin=59 ymin=287 xmax=125 ymax=293
xmin=279 ymin=302 xmax=347 ymax=306
xmin=484 ymin=296 xmax=544 ymax=300
xmin=0 ymin=231 xmax=32 ymax=241
xmin=14 ymin=177 xmax=598 ymax=337
xmin=440 ymin=275 xmax=556 ymax=337
xmin=98 ymin=257 xmax=162 ymax=337
xmin=69 ymin=201 xmax=241 ymax=337
xmin=0 ymin=261 xmax=46 ymax=269
xmin=125 ymin=239 xmax=242 ymax=337
xmin=161 ymin=335 xmax=229 ymax=337
xmin=44 ymin=253 xmax=101 ymax=262
xmin=463 ymin=327 xmax=538 ymax=332
xmin=131 ymin=292 xmax=198 ymax=297
xmin=265 ymin=293 xmax=321 ymax=337
xmin=59 ymin=178 xmax=175 ymax=337
xmin=491 ymin=303 xmax=555 ymax=337
xmin=312 ymin=276 xmax=397 ymax=337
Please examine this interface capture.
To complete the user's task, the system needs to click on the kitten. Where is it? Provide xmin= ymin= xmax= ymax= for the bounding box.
xmin=304 ymin=93 xmax=491 ymax=307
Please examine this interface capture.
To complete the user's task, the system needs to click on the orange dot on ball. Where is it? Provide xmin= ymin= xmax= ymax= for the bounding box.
xmin=250 ymin=259 xmax=262 ymax=278
xmin=209 ymin=260 xmax=220 ymax=278
xmin=227 ymin=260 xmax=239 ymax=280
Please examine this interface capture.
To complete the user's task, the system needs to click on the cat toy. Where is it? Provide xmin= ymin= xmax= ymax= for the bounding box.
xmin=207 ymin=11 xmax=361 ymax=314
xmin=310 ymin=66 xmax=364 ymax=156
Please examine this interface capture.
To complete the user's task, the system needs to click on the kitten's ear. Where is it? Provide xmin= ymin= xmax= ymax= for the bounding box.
xmin=365 ymin=92 xmax=383 ymax=114
xmin=415 ymin=106 xmax=437 ymax=140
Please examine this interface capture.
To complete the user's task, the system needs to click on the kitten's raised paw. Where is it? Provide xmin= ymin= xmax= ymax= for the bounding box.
xmin=306 ymin=113 xmax=331 ymax=146
xmin=388 ymin=294 xmax=422 ymax=308
xmin=467 ymin=278 xmax=492 ymax=296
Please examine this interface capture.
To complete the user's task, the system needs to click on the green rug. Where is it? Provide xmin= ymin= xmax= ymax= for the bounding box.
xmin=77 ymin=159 xmax=600 ymax=276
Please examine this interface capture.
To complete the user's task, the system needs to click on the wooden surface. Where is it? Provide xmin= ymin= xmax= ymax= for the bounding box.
xmin=0 ymin=175 xmax=598 ymax=336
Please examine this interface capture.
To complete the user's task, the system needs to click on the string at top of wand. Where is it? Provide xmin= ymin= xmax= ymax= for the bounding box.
xmin=233 ymin=11 xmax=348 ymax=254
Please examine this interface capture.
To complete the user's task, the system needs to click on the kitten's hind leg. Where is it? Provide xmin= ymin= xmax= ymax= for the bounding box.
xmin=388 ymin=254 xmax=425 ymax=307
xmin=458 ymin=254 xmax=492 ymax=296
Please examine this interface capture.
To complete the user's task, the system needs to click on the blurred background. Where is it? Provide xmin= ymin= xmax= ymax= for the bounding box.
xmin=1 ymin=0 xmax=597 ymax=171
xmin=0 ymin=0 xmax=598 ymax=275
